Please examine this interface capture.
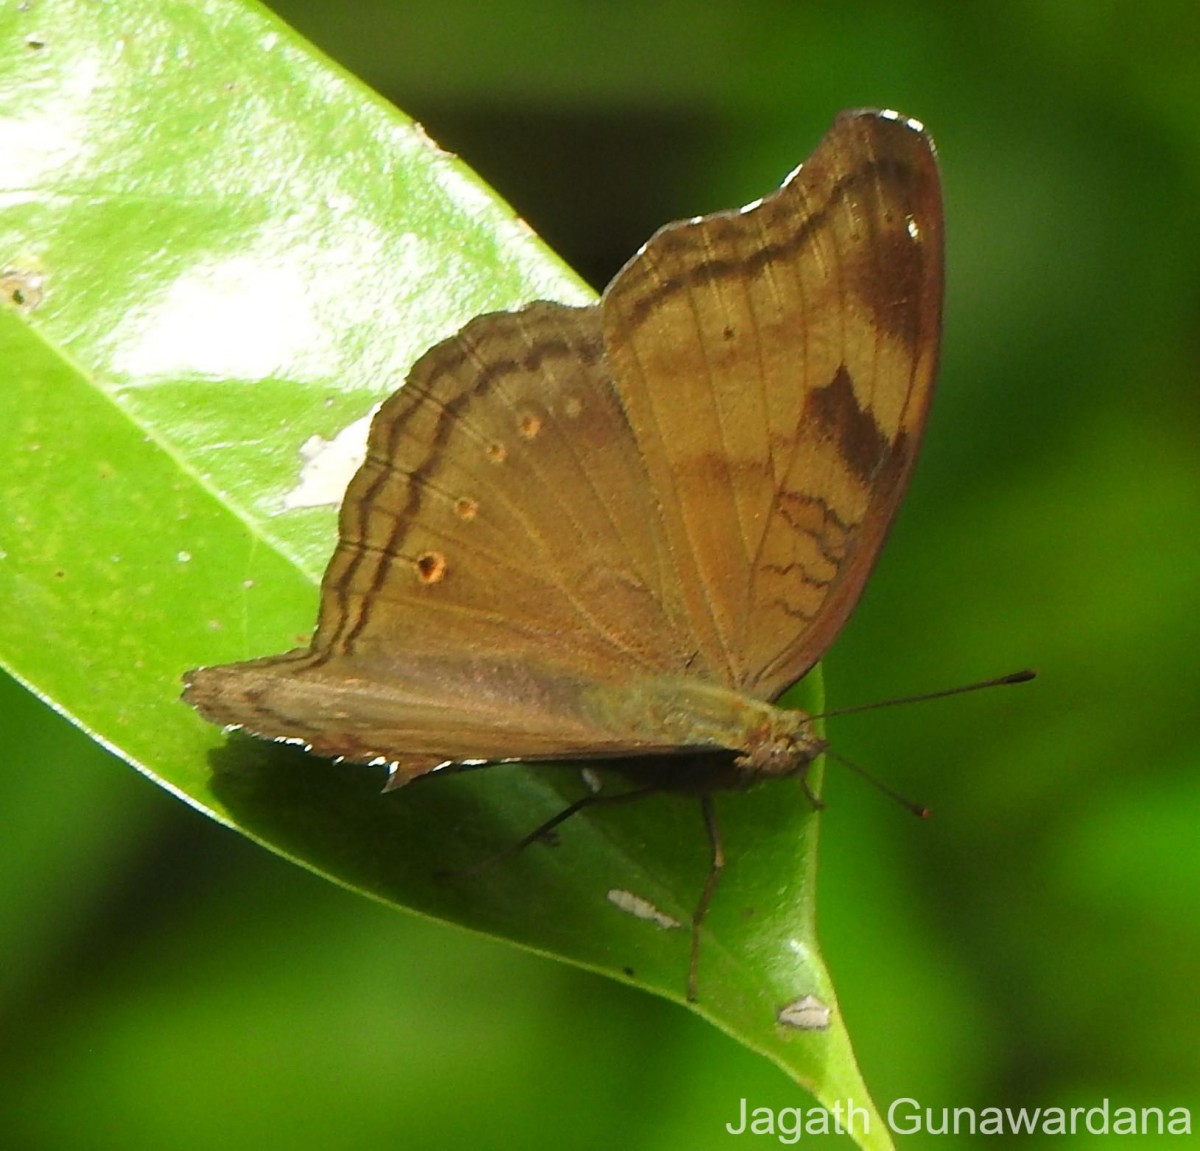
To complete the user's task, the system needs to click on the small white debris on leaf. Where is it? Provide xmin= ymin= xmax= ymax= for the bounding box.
xmin=282 ymin=409 xmax=376 ymax=510
xmin=607 ymin=889 xmax=681 ymax=930
xmin=777 ymin=993 xmax=832 ymax=1031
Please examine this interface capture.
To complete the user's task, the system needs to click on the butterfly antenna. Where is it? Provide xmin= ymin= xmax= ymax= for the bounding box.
xmin=823 ymin=747 xmax=930 ymax=818
xmin=811 ymin=669 xmax=1036 ymax=722
xmin=812 ymin=671 xmax=1036 ymax=817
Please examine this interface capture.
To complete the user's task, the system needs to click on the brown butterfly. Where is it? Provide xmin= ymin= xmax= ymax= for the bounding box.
xmin=185 ymin=108 xmax=944 ymax=1000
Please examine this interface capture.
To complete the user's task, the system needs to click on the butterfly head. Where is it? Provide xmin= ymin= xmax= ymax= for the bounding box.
xmin=735 ymin=707 xmax=826 ymax=780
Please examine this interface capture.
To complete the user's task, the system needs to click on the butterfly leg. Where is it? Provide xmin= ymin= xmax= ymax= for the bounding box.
xmin=688 ymin=793 xmax=725 ymax=1002
xmin=800 ymin=775 xmax=826 ymax=811
xmin=441 ymin=783 xmax=660 ymax=879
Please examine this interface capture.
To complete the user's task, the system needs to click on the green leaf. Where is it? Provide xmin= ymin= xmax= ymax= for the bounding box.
xmin=0 ymin=3 xmax=890 ymax=1145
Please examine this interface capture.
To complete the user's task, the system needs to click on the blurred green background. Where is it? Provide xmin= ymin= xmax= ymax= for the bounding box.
xmin=4 ymin=1 xmax=1199 ymax=1148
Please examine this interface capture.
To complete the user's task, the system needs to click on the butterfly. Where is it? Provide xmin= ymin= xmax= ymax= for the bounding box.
xmin=185 ymin=108 xmax=944 ymax=1000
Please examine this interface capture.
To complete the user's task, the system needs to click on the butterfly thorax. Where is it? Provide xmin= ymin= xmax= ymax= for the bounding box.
xmin=581 ymin=675 xmax=824 ymax=781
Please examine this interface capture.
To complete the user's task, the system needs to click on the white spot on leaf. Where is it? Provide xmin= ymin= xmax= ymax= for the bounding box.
xmin=607 ymin=889 xmax=681 ymax=930
xmin=777 ymin=993 xmax=832 ymax=1031
xmin=282 ymin=409 xmax=375 ymax=510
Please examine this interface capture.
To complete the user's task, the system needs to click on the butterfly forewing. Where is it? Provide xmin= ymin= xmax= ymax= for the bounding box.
xmin=601 ymin=110 xmax=943 ymax=700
